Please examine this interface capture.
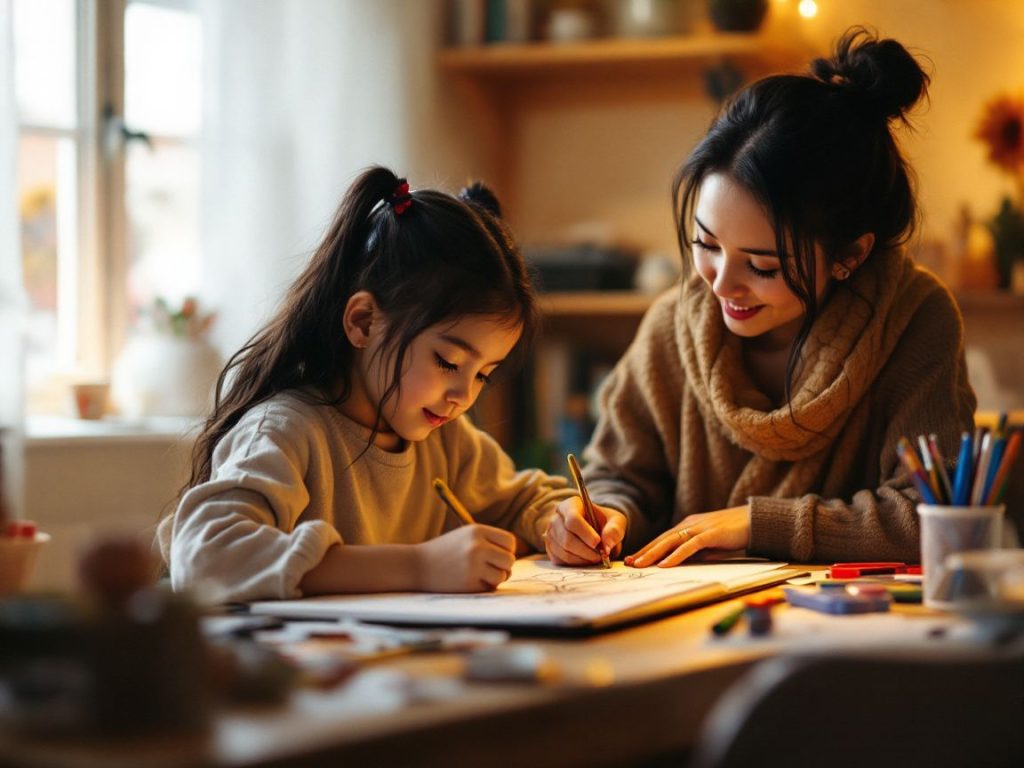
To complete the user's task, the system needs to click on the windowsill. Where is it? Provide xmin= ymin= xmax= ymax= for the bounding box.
xmin=26 ymin=415 xmax=201 ymax=448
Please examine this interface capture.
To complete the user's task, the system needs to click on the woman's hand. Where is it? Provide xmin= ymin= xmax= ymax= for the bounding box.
xmin=415 ymin=525 xmax=516 ymax=592
xmin=544 ymin=496 xmax=627 ymax=566
xmin=625 ymin=505 xmax=751 ymax=568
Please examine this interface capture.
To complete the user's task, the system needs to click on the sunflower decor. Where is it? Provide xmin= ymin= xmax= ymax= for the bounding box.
xmin=975 ymin=93 xmax=1024 ymax=289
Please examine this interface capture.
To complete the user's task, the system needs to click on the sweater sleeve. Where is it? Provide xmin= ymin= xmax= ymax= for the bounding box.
xmin=443 ymin=417 xmax=575 ymax=552
xmin=584 ymin=292 xmax=682 ymax=553
xmin=749 ymin=287 xmax=977 ymax=563
xmin=164 ymin=406 xmax=341 ymax=602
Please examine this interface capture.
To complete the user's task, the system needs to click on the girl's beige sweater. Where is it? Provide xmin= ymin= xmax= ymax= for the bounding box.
xmin=583 ymin=249 xmax=979 ymax=562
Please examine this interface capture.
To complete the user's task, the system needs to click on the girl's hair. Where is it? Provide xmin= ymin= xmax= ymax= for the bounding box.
xmin=186 ymin=166 xmax=537 ymax=489
xmin=672 ymin=27 xmax=930 ymax=406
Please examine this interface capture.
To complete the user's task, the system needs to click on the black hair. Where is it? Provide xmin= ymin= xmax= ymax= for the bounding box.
xmin=672 ymin=27 xmax=930 ymax=409
xmin=186 ymin=166 xmax=536 ymax=487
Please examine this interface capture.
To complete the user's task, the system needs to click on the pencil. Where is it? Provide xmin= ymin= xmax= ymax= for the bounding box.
xmin=985 ymin=430 xmax=1021 ymax=505
xmin=432 ymin=478 xmax=475 ymax=526
xmin=952 ymin=431 xmax=973 ymax=506
xmin=927 ymin=434 xmax=954 ymax=505
xmin=710 ymin=604 xmax=745 ymax=636
xmin=917 ymin=435 xmax=944 ymax=504
xmin=566 ymin=453 xmax=611 ymax=569
xmin=981 ymin=435 xmax=1007 ymax=504
xmin=896 ymin=437 xmax=938 ymax=505
xmin=971 ymin=432 xmax=993 ymax=506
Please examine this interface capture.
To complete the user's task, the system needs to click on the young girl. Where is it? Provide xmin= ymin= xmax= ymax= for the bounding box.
xmin=544 ymin=28 xmax=980 ymax=568
xmin=158 ymin=167 xmax=574 ymax=602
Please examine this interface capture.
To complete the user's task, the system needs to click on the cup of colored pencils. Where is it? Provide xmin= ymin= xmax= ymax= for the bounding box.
xmin=897 ymin=418 xmax=1021 ymax=609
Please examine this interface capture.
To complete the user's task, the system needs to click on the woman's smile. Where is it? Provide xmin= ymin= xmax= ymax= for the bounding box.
xmin=720 ymin=299 xmax=765 ymax=320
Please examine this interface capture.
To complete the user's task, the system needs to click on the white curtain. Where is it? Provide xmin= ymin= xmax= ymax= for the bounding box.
xmin=201 ymin=0 xmax=469 ymax=356
xmin=0 ymin=0 xmax=25 ymax=518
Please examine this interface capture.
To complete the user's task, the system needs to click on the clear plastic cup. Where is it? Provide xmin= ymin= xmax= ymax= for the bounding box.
xmin=918 ymin=504 xmax=1004 ymax=608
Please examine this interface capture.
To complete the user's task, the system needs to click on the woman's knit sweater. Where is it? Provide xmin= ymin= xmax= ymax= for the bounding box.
xmin=583 ymin=249 xmax=978 ymax=563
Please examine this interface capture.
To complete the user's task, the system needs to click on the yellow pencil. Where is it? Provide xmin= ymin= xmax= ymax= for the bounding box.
xmin=432 ymin=478 xmax=475 ymax=526
xmin=567 ymin=453 xmax=611 ymax=569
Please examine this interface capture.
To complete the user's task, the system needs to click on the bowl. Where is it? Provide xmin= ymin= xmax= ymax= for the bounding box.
xmin=0 ymin=532 xmax=50 ymax=596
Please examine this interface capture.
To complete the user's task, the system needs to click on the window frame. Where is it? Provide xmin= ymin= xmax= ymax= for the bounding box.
xmin=18 ymin=0 xmax=200 ymax=413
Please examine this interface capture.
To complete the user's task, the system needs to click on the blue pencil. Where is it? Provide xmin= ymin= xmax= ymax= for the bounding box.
xmin=951 ymin=431 xmax=973 ymax=506
xmin=981 ymin=435 xmax=1007 ymax=505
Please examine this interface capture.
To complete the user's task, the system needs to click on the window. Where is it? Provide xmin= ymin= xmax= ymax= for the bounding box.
xmin=13 ymin=0 xmax=202 ymax=415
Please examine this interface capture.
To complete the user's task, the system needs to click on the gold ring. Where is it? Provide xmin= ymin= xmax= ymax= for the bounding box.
xmin=677 ymin=528 xmax=689 ymax=541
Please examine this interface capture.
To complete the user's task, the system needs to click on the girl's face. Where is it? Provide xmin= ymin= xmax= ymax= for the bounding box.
xmin=692 ymin=172 xmax=831 ymax=348
xmin=349 ymin=312 xmax=522 ymax=449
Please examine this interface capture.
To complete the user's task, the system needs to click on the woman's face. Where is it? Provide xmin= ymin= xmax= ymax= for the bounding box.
xmin=691 ymin=172 xmax=831 ymax=348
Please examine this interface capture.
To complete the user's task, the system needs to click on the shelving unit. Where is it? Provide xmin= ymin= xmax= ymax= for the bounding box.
xmin=438 ymin=32 xmax=810 ymax=76
xmin=439 ymin=30 xmax=816 ymax=211
xmin=444 ymin=29 xmax=815 ymax=462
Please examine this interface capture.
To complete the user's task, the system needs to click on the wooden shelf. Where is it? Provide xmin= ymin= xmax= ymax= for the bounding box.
xmin=538 ymin=291 xmax=657 ymax=317
xmin=438 ymin=32 xmax=813 ymax=78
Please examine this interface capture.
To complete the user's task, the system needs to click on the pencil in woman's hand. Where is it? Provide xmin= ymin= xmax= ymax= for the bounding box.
xmin=567 ymin=453 xmax=611 ymax=569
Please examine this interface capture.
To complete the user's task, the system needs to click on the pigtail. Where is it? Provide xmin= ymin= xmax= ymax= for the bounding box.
xmin=185 ymin=166 xmax=406 ymax=490
xmin=180 ymin=165 xmax=539 ymax=498
xmin=458 ymin=181 xmax=503 ymax=219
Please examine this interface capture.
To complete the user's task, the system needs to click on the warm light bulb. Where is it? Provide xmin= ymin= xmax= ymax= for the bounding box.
xmin=798 ymin=0 xmax=818 ymax=18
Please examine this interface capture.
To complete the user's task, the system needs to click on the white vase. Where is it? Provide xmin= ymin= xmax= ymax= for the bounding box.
xmin=112 ymin=333 xmax=223 ymax=419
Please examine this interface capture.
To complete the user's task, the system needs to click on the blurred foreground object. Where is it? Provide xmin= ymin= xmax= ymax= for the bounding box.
xmin=0 ymin=536 xmax=210 ymax=736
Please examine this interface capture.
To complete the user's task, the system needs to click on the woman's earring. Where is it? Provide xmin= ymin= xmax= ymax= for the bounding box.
xmin=832 ymin=264 xmax=852 ymax=280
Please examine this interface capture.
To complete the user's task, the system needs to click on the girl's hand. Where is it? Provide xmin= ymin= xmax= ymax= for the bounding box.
xmin=415 ymin=525 xmax=517 ymax=592
xmin=625 ymin=506 xmax=751 ymax=568
xmin=544 ymin=496 xmax=627 ymax=566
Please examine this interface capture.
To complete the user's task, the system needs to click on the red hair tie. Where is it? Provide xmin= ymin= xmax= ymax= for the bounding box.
xmin=389 ymin=180 xmax=412 ymax=215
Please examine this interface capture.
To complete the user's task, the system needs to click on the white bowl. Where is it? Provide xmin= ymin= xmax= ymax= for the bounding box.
xmin=0 ymin=532 xmax=50 ymax=596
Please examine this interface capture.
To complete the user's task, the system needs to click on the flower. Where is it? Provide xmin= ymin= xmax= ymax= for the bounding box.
xmin=147 ymin=296 xmax=216 ymax=340
xmin=975 ymin=94 xmax=1024 ymax=177
xmin=974 ymin=93 xmax=1024 ymax=288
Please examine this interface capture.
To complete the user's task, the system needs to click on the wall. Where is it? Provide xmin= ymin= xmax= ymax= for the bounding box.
xmin=509 ymin=0 xmax=1024 ymax=261
xmin=24 ymin=427 xmax=192 ymax=591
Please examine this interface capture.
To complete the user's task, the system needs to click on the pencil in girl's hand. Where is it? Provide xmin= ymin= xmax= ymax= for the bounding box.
xmin=567 ymin=453 xmax=611 ymax=569
xmin=951 ymin=431 xmax=973 ymax=506
xmin=896 ymin=437 xmax=938 ymax=505
xmin=432 ymin=478 xmax=475 ymax=526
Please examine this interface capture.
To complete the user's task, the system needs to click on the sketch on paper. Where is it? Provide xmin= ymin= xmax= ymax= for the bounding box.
xmin=248 ymin=558 xmax=793 ymax=629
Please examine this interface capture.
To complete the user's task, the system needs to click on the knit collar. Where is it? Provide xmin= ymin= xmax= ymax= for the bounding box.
xmin=678 ymin=249 xmax=927 ymax=461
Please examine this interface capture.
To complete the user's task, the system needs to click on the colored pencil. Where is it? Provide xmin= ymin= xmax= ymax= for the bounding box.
xmin=917 ymin=435 xmax=944 ymax=504
xmin=951 ymin=431 xmax=973 ymax=506
xmin=971 ymin=432 xmax=993 ymax=506
xmin=986 ymin=430 xmax=1021 ymax=505
xmin=981 ymin=435 xmax=1007 ymax=504
xmin=896 ymin=437 xmax=938 ymax=505
xmin=927 ymin=433 xmax=954 ymax=504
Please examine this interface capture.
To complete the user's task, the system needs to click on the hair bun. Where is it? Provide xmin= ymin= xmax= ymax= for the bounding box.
xmin=811 ymin=27 xmax=929 ymax=121
xmin=458 ymin=181 xmax=503 ymax=219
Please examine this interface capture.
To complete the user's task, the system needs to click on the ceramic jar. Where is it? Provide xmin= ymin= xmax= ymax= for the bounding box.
xmin=112 ymin=333 xmax=222 ymax=419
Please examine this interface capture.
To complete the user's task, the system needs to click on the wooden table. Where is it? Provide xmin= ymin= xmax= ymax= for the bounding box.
xmin=0 ymin=583 xmax=979 ymax=768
